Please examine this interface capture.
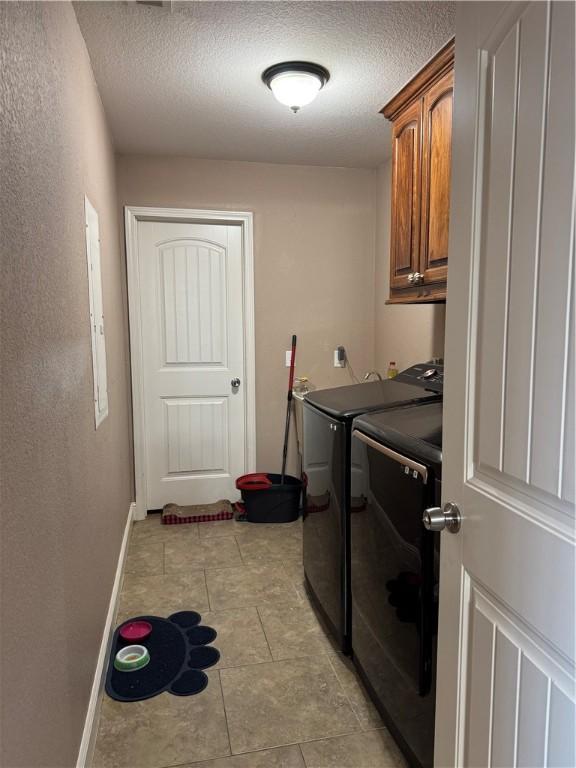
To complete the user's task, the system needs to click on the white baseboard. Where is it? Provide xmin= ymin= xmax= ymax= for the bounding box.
xmin=76 ymin=502 xmax=135 ymax=768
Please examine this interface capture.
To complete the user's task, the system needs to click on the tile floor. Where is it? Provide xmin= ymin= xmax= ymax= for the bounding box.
xmin=92 ymin=515 xmax=406 ymax=768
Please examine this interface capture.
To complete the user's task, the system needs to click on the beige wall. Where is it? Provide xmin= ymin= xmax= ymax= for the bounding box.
xmin=116 ymin=156 xmax=377 ymax=472
xmin=374 ymin=160 xmax=446 ymax=372
xmin=0 ymin=4 xmax=133 ymax=766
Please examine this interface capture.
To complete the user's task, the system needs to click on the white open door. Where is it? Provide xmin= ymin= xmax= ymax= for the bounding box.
xmin=436 ymin=2 xmax=575 ymax=766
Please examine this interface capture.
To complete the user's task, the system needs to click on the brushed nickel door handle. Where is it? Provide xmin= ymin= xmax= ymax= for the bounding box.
xmin=422 ymin=502 xmax=461 ymax=533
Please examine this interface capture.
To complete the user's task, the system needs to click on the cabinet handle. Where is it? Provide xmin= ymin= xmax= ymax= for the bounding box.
xmin=407 ymin=272 xmax=414 ymax=285
xmin=412 ymin=272 xmax=424 ymax=285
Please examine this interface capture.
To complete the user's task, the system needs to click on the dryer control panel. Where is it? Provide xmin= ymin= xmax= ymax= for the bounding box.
xmin=394 ymin=362 xmax=444 ymax=393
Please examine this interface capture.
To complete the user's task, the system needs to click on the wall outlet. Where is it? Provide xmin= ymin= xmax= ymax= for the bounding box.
xmin=333 ymin=346 xmax=346 ymax=368
xmin=285 ymin=350 xmax=293 ymax=367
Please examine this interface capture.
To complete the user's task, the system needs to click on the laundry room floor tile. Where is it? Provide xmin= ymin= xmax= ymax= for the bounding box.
xmin=116 ymin=571 xmax=209 ymax=624
xmin=201 ymin=607 xmax=273 ymax=668
xmin=124 ymin=541 xmax=164 ymax=576
xmin=185 ymin=745 xmax=305 ymax=768
xmin=282 ymin=559 xmax=306 ymax=588
xmin=220 ymin=656 xmax=360 ymax=754
xmin=327 ymin=654 xmax=384 ymax=730
xmin=197 ymin=519 xmax=244 ymax=538
xmin=236 ymin=533 xmax=303 ymax=564
xmin=92 ymin=673 xmax=230 ymax=768
xmin=199 ymin=518 xmax=302 ymax=539
xmin=257 ymin=601 xmax=336 ymax=660
xmin=164 ymin=536 xmax=242 ymax=572
xmin=205 ymin=564 xmax=301 ymax=611
xmin=234 ymin=520 xmax=302 ymax=544
xmin=299 ymin=729 xmax=406 ymax=767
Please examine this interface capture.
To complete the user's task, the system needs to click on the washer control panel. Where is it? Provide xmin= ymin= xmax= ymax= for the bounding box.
xmin=395 ymin=362 xmax=444 ymax=393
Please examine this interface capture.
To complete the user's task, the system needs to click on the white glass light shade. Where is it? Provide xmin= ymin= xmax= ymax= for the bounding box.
xmin=269 ymin=71 xmax=323 ymax=112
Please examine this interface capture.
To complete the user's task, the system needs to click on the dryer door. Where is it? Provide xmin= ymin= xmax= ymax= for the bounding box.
xmin=351 ymin=428 xmax=439 ymax=768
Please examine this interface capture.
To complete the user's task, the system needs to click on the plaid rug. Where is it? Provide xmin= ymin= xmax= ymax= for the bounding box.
xmin=162 ymin=500 xmax=234 ymax=525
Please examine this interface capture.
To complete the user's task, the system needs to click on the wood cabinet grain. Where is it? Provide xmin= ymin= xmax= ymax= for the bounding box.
xmin=390 ymin=100 xmax=421 ymax=290
xmin=420 ymin=69 xmax=453 ymax=287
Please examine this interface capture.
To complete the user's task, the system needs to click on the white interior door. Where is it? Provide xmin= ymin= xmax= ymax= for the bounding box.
xmin=437 ymin=2 xmax=575 ymax=766
xmin=137 ymin=220 xmax=246 ymax=509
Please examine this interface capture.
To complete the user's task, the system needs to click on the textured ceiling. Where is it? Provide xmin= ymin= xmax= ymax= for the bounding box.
xmin=74 ymin=1 xmax=455 ymax=168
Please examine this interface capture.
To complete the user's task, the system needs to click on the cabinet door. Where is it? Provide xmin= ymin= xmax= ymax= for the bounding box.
xmin=390 ymin=99 xmax=421 ymax=291
xmin=419 ymin=69 xmax=454 ymax=286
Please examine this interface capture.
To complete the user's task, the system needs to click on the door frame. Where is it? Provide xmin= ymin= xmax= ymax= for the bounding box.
xmin=124 ymin=206 xmax=256 ymax=521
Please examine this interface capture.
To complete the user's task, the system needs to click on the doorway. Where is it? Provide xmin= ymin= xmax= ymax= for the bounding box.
xmin=125 ymin=207 xmax=256 ymax=519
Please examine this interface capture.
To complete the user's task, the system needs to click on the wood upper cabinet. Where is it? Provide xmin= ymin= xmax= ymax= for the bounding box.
xmin=382 ymin=39 xmax=454 ymax=302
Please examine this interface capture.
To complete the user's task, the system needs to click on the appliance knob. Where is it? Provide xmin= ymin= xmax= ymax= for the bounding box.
xmin=422 ymin=502 xmax=461 ymax=534
xmin=231 ymin=378 xmax=241 ymax=389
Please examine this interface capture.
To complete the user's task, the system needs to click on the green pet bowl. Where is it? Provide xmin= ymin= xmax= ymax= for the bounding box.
xmin=114 ymin=644 xmax=150 ymax=672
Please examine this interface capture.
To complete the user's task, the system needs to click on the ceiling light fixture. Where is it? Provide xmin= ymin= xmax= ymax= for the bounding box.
xmin=262 ymin=61 xmax=330 ymax=113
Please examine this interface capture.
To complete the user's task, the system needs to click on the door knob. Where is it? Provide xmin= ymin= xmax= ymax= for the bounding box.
xmin=423 ymin=502 xmax=461 ymax=533
xmin=231 ymin=378 xmax=241 ymax=389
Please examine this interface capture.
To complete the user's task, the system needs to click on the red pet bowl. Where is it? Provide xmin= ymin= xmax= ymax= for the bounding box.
xmin=119 ymin=620 xmax=152 ymax=642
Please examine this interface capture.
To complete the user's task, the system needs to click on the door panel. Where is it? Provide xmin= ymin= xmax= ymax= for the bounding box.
xmin=160 ymin=243 xmax=227 ymax=365
xmin=464 ymin=583 xmax=574 ymax=768
xmin=437 ymin=2 xmax=575 ymax=766
xmin=390 ymin=100 xmax=421 ymax=289
xmin=164 ymin=397 xmax=228 ymax=475
xmin=475 ymin=0 xmax=574 ymax=517
xmin=419 ymin=70 xmax=453 ymax=285
xmin=138 ymin=221 xmax=245 ymax=508
xmin=501 ymin=1 xmax=552 ymax=482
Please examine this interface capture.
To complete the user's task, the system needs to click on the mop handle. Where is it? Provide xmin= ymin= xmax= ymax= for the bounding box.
xmin=287 ymin=335 xmax=297 ymax=398
xmin=281 ymin=335 xmax=297 ymax=483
